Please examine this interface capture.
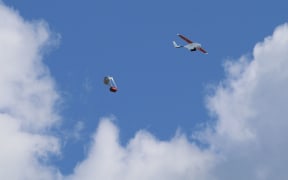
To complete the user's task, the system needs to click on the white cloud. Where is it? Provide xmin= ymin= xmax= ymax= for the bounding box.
xmin=205 ymin=23 xmax=288 ymax=179
xmin=0 ymin=3 xmax=61 ymax=180
xmin=67 ymin=118 xmax=215 ymax=180
xmin=0 ymin=4 xmax=60 ymax=130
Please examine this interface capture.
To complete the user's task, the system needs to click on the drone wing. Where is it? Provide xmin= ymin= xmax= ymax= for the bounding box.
xmin=177 ymin=34 xmax=193 ymax=44
xmin=197 ymin=47 xmax=208 ymax=54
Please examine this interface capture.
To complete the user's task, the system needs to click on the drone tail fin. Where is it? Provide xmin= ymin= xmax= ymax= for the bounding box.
xmin=173 ymin=41 xmax=181 ymax=48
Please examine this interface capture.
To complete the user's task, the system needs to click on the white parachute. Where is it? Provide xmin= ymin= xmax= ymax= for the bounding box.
xmin=104 ymin=76 xmax=118 ymax=92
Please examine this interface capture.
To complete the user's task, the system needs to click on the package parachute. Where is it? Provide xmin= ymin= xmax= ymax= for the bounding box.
xmin=104 ymin=76 xmax=118 ymax=92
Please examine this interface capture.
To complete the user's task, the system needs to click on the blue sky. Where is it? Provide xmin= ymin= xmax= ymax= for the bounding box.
xmin=1 ymin=0 xmax=288 ymax=179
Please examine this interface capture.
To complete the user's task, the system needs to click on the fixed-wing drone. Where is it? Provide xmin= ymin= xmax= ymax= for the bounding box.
xmin=173 ymin=34 xmax=208 ymax=54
